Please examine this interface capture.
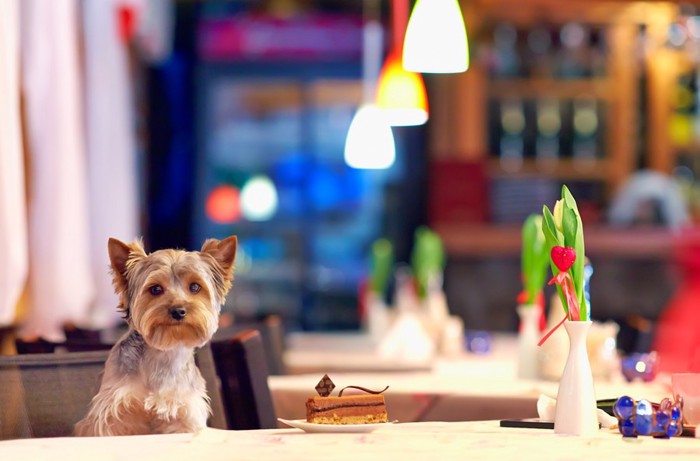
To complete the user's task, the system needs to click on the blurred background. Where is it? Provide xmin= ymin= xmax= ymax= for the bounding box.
xmin=4 ymin=0 xmax=700 ymax=355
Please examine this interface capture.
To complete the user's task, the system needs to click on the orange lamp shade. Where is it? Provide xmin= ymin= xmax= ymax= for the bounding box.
xmin=205 ymin=185 xmax=241 ymax=224
xmin=375 ymin=51 xmax=429 ymax=126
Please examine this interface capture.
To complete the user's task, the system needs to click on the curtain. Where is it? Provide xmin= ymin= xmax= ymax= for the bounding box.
xmin=81 ymin=0 xmax=140 ymax=329
xmin=0 ymin=0 xmax=28 ymax=327
xmin=20 ymin=0 xmax=94 ymax=341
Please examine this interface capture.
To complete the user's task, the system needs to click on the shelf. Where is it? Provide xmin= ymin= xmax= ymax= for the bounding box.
xmin=434 ymin=224 xmax=675 ymax=259
xmin=487 ymin=158 xmax=609 ymax=181
xmin=673 ymin=143 xmax=700 ymax=156
xmin=487 ymin=78 xmax=612 ymax=100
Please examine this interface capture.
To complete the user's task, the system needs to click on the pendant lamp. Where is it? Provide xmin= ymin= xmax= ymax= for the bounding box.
xmin=345 ymin=105 xmax=396 ymax=169
xmin=402 ymin=0 xmax=469 ymax=73
xmin=375 ymin=0 xmax=429 ymax=126
xmin=344 ymin=15 xmax=396 ymax=169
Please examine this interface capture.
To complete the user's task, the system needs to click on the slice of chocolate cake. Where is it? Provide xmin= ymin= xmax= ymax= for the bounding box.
xmin=306 ymin=394 xmax=388 ymax=424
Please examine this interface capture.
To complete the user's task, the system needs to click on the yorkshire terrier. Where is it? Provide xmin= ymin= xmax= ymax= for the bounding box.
xmin=74 ymin=235 xmax=237 ymax=436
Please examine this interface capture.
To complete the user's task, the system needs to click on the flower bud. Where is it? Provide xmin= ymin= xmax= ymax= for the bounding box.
xmin=553 ymin=199 xmax=563 ymax=232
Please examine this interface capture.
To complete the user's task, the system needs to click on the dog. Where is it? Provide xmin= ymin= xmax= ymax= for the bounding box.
xmin=74 ymin=235 xmax=237 ymax=436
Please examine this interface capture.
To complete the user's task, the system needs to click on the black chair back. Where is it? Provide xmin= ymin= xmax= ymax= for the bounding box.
xmin=212 ymin=315 xmax=287 ymax=376
xmin=10 ymin=324 xmax=279 ymax=433
xmin=209 ymin=329 xmax=277 ymax=430
xmin=194 ymin=344 xmax=228 ymax=430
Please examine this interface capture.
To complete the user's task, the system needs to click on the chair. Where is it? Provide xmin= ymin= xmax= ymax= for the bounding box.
xmin=9 ymin=328 xmax=277 ymax=433
xmin=204 ymin=329 xmax=277 ymax=430
xmin=14 ymin=338 xmax=61 ymax=354
xmin=15 ymin=338 xmax=114 ymax=354
xmin=194 ymin=344 xmax=228 ymax=430
xmin=15 ymin=325 xmax=125 ymax=354
xmin=0 ymin=350 xmax=109 ymax=440
xmin=212 ymin=315 xmax=287 ymax=375
xmin=255 ymin=315 xmax=287 ymax=376
xmin=11 ymin=340 xmax=230 ymax=432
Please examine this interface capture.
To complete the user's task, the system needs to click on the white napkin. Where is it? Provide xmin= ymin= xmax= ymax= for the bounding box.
xmin=377 ymin=311 xmax=435 ymax=363
xmin=536 ymin=394 xmax=618 ymax=429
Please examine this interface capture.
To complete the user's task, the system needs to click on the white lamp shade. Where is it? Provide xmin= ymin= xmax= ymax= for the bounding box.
xmin=344 ymin=105 xmax=396 ymax=169
xmin=402 ymin=0 xmax=469 ymax=73
xmin=376 ymin=51 xmax=429 ymax=126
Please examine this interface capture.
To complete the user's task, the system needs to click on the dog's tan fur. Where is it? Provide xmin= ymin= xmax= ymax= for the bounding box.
xmin=74 ymin=236 xmax=237 ymax=436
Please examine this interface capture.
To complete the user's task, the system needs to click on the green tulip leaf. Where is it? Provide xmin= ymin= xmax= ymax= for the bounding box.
xmin=521 ymin=215 xmax=548 ymax=305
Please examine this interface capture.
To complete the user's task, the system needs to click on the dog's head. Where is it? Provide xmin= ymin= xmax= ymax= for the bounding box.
xmin=107 ymin=236 xmax=237 ymax=350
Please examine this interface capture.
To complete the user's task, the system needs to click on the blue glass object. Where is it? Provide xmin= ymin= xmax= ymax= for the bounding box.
xmin=667 ymin=422 xmax=681 ymax=437
xmin=613 ymin=395 xmax=684 ymax=438
xmin=654 ymin=410 xmax=670 ymax=434
xmin=619 ymin=418 xmax=636 ymax=437
xmin=464 ymin=330 xmax=491 ymax=354
xmin=613 ymin=395 xmax=635 ymax=419
xmin=583 ymin=260 xmax=593 ymax=321
xmin=620 ymin=352 xmax=658 ymax=382
xmin=671 ymin=402 xmax=683 ymax=422
xmin=634 ymin=400 xmax=653 ymax=435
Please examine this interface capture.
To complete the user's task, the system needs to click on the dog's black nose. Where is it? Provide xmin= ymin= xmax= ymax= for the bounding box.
xmin=169 ymin=307 xmax=187 ymax=321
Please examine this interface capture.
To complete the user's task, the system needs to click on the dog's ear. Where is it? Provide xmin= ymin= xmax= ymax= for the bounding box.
xmin=200 ymin=235 xmax=238 ymax=275
xmin=108 ymin=238 xmax=146 ymax=293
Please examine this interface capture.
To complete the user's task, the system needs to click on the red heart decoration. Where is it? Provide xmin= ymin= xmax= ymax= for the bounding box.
xmin=117 ymin=5 xmax=138 ymax=43
xmin=551 ymin=246 xmax=576 ymax=272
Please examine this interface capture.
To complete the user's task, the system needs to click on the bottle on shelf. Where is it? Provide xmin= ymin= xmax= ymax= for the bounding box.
xmin=556 ymin=22 xmax=590 ymax=78
xmin=535 ymin=98 xmax=562 ymax=171
xmin=526 ymin=25 xmax=554 ymax=78
xmin=492 ymin=22 xmax=522 ymax=78
xmin=499 ymin=98 xmax=526 ymax=172
xmin=572 ymin=98 xmax=600 ymax=170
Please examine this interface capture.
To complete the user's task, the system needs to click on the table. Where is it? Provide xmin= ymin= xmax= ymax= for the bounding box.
xmin=1 ymin=421 xmax=698 ymax=461
xmin=269 ymin=371 xmax=669 ymax=423
xmin=283 ymin=331 xmax=518 ymax=375
xmin=274 ymin=332 xmax=670 ymax=423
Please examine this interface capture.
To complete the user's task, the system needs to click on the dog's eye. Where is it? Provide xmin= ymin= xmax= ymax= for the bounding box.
xmin=189 ymin=283 xmax=201 ymax=294
xmin=149 ymin=285 xmax=163 ymax=296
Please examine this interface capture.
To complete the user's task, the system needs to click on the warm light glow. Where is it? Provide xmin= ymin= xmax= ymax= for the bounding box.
xmin=635 ymin=361 xmax=647 ymax=373
xmin=344 ymin=105 xmax=396 ymax=169
xmin=241 ymin=175 xmax=278 ymax=221
xmin=537 ymin=100 xmax=561 ymax=136
xmin=402 ymin=0 xmax=469 ymax=73
xmin=670 ymin=113 xmax=693 ymax=146
xmin=205 ymin=185 xmax=241 ymax=224
xmin=376 ymin=51 xmax=429 ymax=126
xmin=573 ymin=100 xmax=598 ymax=136
xmin=501 ymin=100 xmax=525 ymax=135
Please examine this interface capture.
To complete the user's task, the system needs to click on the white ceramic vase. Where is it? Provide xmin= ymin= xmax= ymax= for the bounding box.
xmin=365 ymin=291 xmax=391 ymax=342
xmin=537 ymin=294 xmax=568 ymax=380
xmin=516 ymin=304 xmax=540 ymax=380
xmin=554 ymin=320 xmax=598 ymax=436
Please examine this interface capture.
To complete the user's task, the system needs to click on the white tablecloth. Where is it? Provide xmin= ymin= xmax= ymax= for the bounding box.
xmin=1 ymin=421 xmax=697 ymax=461
xmin=274 ymin=332 xmax=670 ymax=423
xmin=269 ymin=371 xmax=669 ymax=423
xmin=283 ymin=331 xmax=518 ymax=374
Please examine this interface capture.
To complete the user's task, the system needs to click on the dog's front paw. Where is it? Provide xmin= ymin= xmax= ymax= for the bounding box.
xmin=143 ymin=392 xmax=183 ymax=421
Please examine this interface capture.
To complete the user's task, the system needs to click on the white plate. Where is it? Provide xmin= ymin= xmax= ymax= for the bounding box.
xmin=277 ymin=418 xmax=394 ymax=434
